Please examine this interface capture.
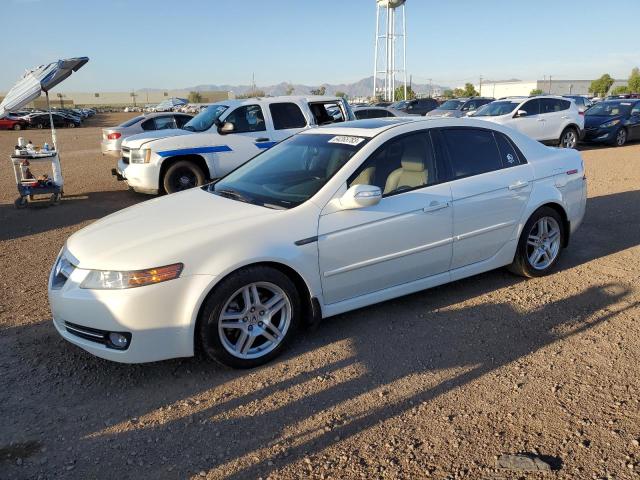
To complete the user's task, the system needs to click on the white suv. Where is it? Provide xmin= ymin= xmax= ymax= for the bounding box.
xmin=471 ymin=96 xmax=584 ymax=148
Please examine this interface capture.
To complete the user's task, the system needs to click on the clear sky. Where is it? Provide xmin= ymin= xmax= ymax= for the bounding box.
xmin=1 ymin=0 xmax=639 ymax=92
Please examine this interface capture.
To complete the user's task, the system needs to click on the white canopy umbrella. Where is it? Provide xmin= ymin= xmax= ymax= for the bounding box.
xmin=0 ymin=57 xmax=89 ymax=150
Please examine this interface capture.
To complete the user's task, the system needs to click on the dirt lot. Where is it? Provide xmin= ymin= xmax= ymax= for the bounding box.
xmin=1 ymin=113 xmax=639 ymax=480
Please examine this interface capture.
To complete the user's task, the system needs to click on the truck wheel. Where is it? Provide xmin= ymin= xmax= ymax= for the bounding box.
xmin=163 ymin=160 xmax=206 ymax=194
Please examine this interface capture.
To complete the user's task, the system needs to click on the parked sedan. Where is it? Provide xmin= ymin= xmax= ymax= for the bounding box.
xmin=391 ymin=98 xmax=440 ymax=115
xmin=27 ymin=112 xmax=81 ymax=129
xmin=353 ymin=106 xmax=410 ymax=119
xmin=0 ymin=115 xmax=28 ymax=130
xmin=582 ymin=99 xmax=640 ymax=147
xmin=426 ymin=97 xmax=494 ymax=118
xmin=101 ymin=113 xmax=193 ymax=157
xmin=49 ymin=117 xmax=586 ymax=367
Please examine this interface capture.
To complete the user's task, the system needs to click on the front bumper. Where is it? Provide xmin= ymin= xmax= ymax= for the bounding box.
xmin=113 ymin=157 xmax=159 ymax=195
xmin=582 ymin=127 xmax=615 ymax=143
xmin=48 ymin=262 xmax=215 ymax=363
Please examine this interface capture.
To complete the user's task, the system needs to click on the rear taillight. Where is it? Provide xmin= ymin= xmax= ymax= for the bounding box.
xmin=579 ymin=111 xmax=584 ymax=115
xmin=107 ymin=132 xmax=121 ymax=140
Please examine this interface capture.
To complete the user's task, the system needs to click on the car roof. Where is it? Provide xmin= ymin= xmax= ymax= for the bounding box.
xmin=217 ymin=95 xmax=343 ymax=108
xmin=302 ymin=117 xmax=515 ymax=138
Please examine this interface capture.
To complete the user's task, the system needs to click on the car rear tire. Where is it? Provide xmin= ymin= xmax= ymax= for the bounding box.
xmin=198 ymin=266 xmax=301 ymax=368
xmin=68 ymin=122 xmax=76 ymax=128
xmin=163 ymin=160 xmax=206 ymax=194
xmin=12 ymin=123 xmax=22 ymax=131
xmin=508 ymin=206 xmax=565 ymax=278
xmin=559 ymin=127 xmax=578 ymax=149
xmin=612 ymin=128 xmax=627 ymax=147
xmin=35 ymin=123 xmax=44 ymax=129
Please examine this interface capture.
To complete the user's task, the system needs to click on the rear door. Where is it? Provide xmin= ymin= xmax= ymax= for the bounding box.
xmin=438 ymin=127 xmax=533 ymax=271
xmin=540 ymin=98 xmax=571 ymax=141
xmin=268 ymin=102 xmax=309 ymax=144
xmin=628 ymin=102 xmax=640 ymax=140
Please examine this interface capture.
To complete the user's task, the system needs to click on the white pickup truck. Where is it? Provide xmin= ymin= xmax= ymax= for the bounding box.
xmin=113 ymin=95 xmax=355 ymax=194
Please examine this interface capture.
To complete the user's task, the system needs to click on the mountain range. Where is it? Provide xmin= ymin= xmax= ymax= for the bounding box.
xmin=183 ymin=76 xmax=450 ymax=98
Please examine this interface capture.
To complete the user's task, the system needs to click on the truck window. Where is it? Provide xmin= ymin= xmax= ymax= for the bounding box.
xmin=269 ymin=103 xmax=307 ymax=130
xmin=309 ymin=102 xmax=344 ymax=125
xmin=224 ymin=105 xmax=266 ymax=133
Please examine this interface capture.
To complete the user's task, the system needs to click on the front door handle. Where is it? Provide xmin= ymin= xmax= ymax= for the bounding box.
xmin=423 ymin=201 xmax=450 ymax=213
xmin=508 ymin=180 xmax=529 ymax=190
xmin=255 ymin=138 xmax=270 ymax=142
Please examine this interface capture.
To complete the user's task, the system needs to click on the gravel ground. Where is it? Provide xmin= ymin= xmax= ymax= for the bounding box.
xmin=1 ymin=114 xmax=639 ymax=480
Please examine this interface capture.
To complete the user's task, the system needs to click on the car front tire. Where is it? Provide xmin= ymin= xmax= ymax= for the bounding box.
xmin=612 ymin=128 xmax=627 ymax=147
xmin=508 ymin=206 xmax=565 ymax=278
xmin=163 ymin=160 xmax=206 ymax=194
xmin=12 ymin=123 xmax=22 ymax=131
xmin=198 ymin=266 xmax=301 ymax=368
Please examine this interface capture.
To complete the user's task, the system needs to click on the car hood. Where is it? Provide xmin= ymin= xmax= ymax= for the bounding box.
xmin=584 ymin=115 xmax=623 ymax=128
xmin=122 ymin=129 xmax=192 ymax=149
xmin=65 ymin=188 xmax=278 ymax=271
xmin=426 ymin=109 xmax=461 ymax=118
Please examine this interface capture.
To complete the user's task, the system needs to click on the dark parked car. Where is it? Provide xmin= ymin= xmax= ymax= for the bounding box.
xmin=391 ymin=98 xmax=439 ymax=115
xmin=27 ymin=112 xmax=81 ymax=129
xmin=583 ymin=99 xmax=640 ymax=147
xmin=353 ymin=106 xmax=409 ymax=119
xmin=426 ymin=97 xmax=494 ymax=117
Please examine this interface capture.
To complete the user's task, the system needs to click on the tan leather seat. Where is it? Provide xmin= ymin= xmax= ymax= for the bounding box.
xmin=383 ymin=137 xmax=429 ymax=194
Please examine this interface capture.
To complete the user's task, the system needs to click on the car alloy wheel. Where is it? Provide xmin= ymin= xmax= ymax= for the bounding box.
xmin=526 ymin=216 xmax=561 ymax=270
xmin=560 ymin=128 xmax=577 ymax=149
xmin=615 ymin=129 xmax=627 ymax=147
xmin=217 ymin=282 xmax=292 ymax=360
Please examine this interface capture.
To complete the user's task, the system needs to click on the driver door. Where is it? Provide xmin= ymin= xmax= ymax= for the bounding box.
xmin=510 ymin=99 xmax=543 ymax=140
xmin=212 ymin=104 xmax=275 ymax=176
xmin=318 ymin=130 xmax=453 ymax=304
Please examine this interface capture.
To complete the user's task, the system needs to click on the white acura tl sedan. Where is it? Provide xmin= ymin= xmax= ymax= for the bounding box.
xmin=49 ymin=118 xmax=587 ymax=368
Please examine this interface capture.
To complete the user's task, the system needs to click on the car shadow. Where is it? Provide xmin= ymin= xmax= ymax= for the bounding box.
xmin=0 ymin=282 xmax=632 ymax=479
xmin=0 ymin=190 xmax=145 ymax=242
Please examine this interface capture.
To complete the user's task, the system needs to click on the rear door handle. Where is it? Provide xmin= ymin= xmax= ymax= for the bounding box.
xmin=508 ymin=180 xmax=529 ymax=190
xmin=255 ymin=138 xmax=270 ymax=142
xmin=423 ymin=201 xmax=450 ymax=213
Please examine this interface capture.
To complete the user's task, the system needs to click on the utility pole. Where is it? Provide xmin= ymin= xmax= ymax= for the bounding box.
xmin=548 ymin=75 xmax=552 ymax=94
xmin=428 ymin=78 xmax=433 ymax=98
xmin=479 ymin=75 xmax=483 ymax=96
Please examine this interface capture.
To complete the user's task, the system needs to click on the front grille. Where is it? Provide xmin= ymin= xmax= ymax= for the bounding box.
xmin=64 ymin=322 xmax=131 ymax=350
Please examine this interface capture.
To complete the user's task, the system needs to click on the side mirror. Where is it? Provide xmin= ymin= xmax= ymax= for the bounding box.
xmin=515 ymin=110 xmax=528 ymax=118
xmin=339 ymin=184 xmax=382 ymax=210
xmin=219 ymin=121 xmax=235 ymax=134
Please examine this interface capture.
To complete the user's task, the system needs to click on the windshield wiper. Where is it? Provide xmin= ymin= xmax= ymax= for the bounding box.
xmin=214 ymin=188 xmax=253 ymax=204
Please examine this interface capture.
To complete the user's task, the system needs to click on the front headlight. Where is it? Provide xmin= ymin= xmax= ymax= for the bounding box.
xmin=129 ymin=148 xmax=152 ymax=164
xmin=600 ymin=119 xmax=621 ymax=128
xmin=80 ymin=263 xmax=183 ymax=290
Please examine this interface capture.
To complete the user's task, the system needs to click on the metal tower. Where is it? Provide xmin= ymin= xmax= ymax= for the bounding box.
xmin=373 ymin=0 xmax=407 ymax=102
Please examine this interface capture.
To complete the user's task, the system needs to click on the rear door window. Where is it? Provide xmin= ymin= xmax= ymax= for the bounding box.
xmin=154 ymin=116 xmax=176 ymax=130
xmin=269 ymin=103 xmax=307 ymax=130
xmin=441 ymin=128 xmax=503 ymax=179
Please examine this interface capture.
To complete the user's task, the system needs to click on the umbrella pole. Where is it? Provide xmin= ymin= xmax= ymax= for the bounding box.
xmin=45 ymin=91 xmax=58 ymax=151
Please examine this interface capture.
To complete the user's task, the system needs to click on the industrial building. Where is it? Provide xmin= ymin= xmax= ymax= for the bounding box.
xmin=475 ymin=79 xmax=628 ymax=98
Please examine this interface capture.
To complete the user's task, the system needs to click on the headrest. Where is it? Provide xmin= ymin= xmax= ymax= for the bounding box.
xmin=400 ymin=139 xmax=426 ymax=172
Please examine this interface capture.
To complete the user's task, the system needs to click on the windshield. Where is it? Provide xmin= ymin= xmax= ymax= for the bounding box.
xmin=183 ymin=104 xmax=228 ymax=132
xmin=119 ymin=115 xmax=144 ymax=127
xmin=585 ymin=101 xmax=632 ymax=117
xmin=207 ymin=133 xmax=367 ymax=209
xmin=438 ymin=100 xmax=464 ymax=110
xmin=472 ymin=101 xmax=519 ymax=117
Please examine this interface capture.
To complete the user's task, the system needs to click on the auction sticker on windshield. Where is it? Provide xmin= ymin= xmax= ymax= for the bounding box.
xmin=328 ymin=136 xmax=365 ymax=146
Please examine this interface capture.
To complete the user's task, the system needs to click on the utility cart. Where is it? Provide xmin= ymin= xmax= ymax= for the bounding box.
xmin=0 ymin=56 xmax=89 ymax=209
xmin=11 ymin=150 xmax=63 ymax=208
